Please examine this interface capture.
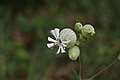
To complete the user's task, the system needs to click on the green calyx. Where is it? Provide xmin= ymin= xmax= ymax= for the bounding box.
xmin=68 ymin=46 xmax=80 ymax=60
xmin=74 ymin=22 xmax=83 ymax=32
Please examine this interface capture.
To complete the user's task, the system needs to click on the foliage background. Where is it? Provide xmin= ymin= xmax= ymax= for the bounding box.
xmin=0 ymin=0 xmax=120 ymax=80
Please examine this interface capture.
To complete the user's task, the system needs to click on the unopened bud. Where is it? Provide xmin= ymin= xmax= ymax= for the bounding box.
xmin=75 ymin=22 xmax=83 ymax=32
xmin=79 ymin=34 xmax=87 ymax=41
xmin=68 ymin=46 xmax=80 ymax=60
xmin=81 ymin=24 xmax=95 ymax=37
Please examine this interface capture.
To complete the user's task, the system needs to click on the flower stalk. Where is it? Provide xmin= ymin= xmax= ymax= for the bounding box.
xmin=88 ymin=58 xmax=118 ymax=80
xmin=79 ymin=52 xmax=82 ymax=80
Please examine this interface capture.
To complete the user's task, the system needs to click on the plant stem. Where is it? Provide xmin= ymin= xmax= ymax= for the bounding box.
xmin=72 ymin=69 xmax=79 ymax=80
xmin=88 ymin=58 xmax=118 ymax=80
xmin=79 ymin=52 xmax=82 ymax=80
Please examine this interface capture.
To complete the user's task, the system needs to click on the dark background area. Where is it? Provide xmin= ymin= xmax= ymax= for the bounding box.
xmin=0 ymin=0 xmax=120 ymax=80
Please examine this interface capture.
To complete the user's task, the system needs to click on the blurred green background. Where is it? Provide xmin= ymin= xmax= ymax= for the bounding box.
xmin=0 ymin=0 xmax=120 ymax=80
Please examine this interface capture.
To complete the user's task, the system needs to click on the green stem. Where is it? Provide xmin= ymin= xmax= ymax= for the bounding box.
xmin=79 ymin=52 xmax=82 ymax=80
xmin=72 ymin=69 xmax=79 ymax=80
xmin=88 ymin=58 xmax=118 ymax=80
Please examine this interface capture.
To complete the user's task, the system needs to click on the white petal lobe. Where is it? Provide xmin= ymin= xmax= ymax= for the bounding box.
xmin=61 ymin=43 xmax=67 ymax=47
xmin=60 ymin=46 xmax=66 ymax=53
xmin=50 ymin=28 xmax=60 ymax=39
xmin=47 ymin=43 xmax=55 ymax=48
xmin=54 ymin=28 xmax=60 ymax=39
xmin=48 ymin=37 xmax=57 ymax=42
xmin=57 ymin=47 xmax=61 ymax=54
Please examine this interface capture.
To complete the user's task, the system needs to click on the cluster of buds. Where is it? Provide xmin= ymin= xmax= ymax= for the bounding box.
xmin=47 ymin=22 xmax=95 ymax=60
xmin=75 ymin=22 xmax=95 ymax=41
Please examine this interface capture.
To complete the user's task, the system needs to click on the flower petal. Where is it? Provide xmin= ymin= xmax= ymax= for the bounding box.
xmin=61 ymin=40 xmax=70 ymax=47
xmin=60 ymin=46 xmax=66 ymax=53
xmin=61 ymin=43 xmax=67 ymax=47
xmin=47 ymin=43 xmax=55 ymax=48
xmin=57 ymin=47 xmax=61 ymax=54
xmin=48 ymin=37 xmax=57 ymax=42
xmin=54 ymin=28 xmax=60 ymax=39
xmin=62 ymin=40 xmax=70 ymax=44
xmin=50 ymin=28 xmax=60 ymax=39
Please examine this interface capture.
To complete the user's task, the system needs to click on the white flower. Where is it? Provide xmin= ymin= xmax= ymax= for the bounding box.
xmin=47 ymin=28 xmax=77 ymax=54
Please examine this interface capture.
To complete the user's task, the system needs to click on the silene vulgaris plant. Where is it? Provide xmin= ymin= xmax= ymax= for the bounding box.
xmin=47 ymin=22 xmax=120 ymax=80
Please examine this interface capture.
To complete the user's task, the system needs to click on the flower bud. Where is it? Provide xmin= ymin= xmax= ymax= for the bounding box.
xmin=79 ymin=34 xmax=87 ymax=41
xmin=81 ymin=24 xmax=95 ymax=37
xmin=76 ymin=40 xmax=80 ymax=46
xmin=68 ymin=46 xmax=80 ymax=60
xmin=74 ymin=22 xmax=83 ymax=32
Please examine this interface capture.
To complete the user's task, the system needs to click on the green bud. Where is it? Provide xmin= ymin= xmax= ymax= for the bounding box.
xmin=79 ymin=34 xmax=87 ymax=41
xmin=76 ymin=40 xmax=80 ymax=46
xmin=81 ymin=24 xmax=95 ymax=37
xmin=68 ymin=46 xmax=80 ymax=60
xmin=74 ymin=22 xmax=83 ymax=32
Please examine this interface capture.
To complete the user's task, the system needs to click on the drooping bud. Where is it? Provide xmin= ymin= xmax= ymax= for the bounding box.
xmin=81 ymin=24 xmax=95 ymax=37
xmin=74 ymin=22 xmax=83 ymax=32
xmin=68 ymin=46 xmax=80 ymax=60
